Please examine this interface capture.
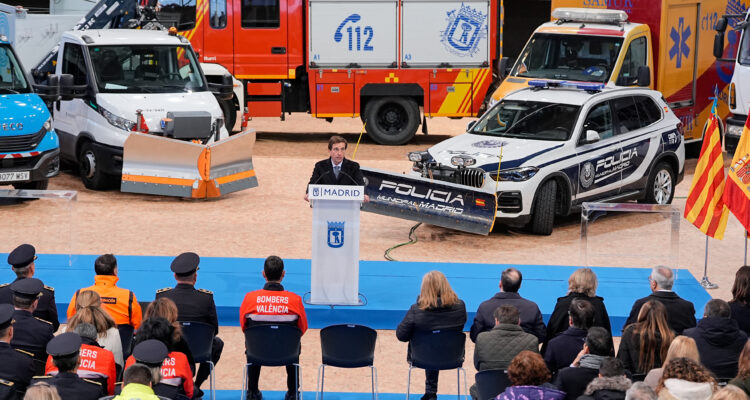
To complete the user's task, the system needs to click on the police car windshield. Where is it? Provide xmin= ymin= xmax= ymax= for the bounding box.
xmin=471 ymin=100 xmax=580 ymax=141
xmin=0 ymin=44 xmax=31 ymax=94
xmin=89 ymin=45 xmax=207 ymax=93
xmin=512 ymin=33 xmax=623 ymax=83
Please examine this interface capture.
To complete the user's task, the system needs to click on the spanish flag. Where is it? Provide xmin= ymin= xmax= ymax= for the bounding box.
xmin=684 ymin=107 xmax=729 ymax=239
xmin=724 ymin=114 xmax=750 ymax=232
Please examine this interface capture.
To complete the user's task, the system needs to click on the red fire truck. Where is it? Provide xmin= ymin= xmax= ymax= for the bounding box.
xmin=156 ymin=0 xmax=501 ymax=144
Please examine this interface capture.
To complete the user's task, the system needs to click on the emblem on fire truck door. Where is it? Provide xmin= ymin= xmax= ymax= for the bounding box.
xmin=440 ymin=3 xmax=487 ymax=57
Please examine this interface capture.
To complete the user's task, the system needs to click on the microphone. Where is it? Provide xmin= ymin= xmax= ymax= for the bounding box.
xmin=307 ymin=170 xmax=331 ymax=193
xmin=338 ymin=169 xmax=361 ymax=186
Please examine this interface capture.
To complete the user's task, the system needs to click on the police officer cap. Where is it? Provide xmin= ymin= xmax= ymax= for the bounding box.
xmin=10 ymin=278 xmax=43 ymax=299
xmin=132 ymin=339 xmax=168 ymax=367
xmin=171 ymin=252 xmax=200 ymax=276
xmin=7 ymin=244 xmax=36 ymax=269
xmin=47 ymin=332 xmax=82 ymax=358
xmin=0 ymin=304 xmax=13 ymax=330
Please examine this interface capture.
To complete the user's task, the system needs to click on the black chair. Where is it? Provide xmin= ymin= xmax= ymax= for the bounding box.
xmin=406 ymin=330 xmax=467 ymax=400
xmin=242 ymin=325 xmax=302 ymax=400
xmin=316 ymin=324 xmax=378 ymax=400
xmin=475 ymin=369 xmax=510 ymax=400
xmin=179 ymin=321 xmax=216 ymax=400
xmin=117 ymin=324 xmax=134 ymax=360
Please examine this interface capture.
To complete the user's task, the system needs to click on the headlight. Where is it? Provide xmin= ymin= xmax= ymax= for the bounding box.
xmin=43 ymin=117 xmax=53 ymax=132
xmin=100 ymin=106 xmax=136 ymax=131
xmin=727 ymin=123 xmax=744 ymax=138
xmin=408 ymin=151 xmax=429 ymax=162
xmin=450 ymin=154 xmax=476 ymax=167
xmin=488 ymin=166 xmax=539 ymax=182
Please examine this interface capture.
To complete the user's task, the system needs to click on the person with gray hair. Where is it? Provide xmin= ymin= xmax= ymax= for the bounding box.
xmin=684 ymin=299 xmax=748 ymax=379
xmin=625 ymin=382 xmax=656 ymax=400
xmin=623 ymin=265 xmax=696 ymax=334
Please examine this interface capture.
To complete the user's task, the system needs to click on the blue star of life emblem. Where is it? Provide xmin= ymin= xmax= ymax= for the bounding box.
xmin=327 ymin=221 xmax=345 ymax=248
xmin=669 ymin=17 xmax=691 ymax=68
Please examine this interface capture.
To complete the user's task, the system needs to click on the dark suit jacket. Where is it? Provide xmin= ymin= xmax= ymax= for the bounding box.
xmin=623 ymin=291 xmax=696 ymax=335
xmin=0 ymin=278 xmax=58 ymax=331
xmin=470 ymin=292 xmax=546 ymax=343
xmin=307 ymin=157 xmax=365 ymax=190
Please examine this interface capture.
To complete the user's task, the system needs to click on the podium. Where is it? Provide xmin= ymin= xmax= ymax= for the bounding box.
xmin=308 ymin=184 xmax=364 ymax=305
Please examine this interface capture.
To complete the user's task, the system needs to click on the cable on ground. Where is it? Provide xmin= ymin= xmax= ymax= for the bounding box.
xmin=384 ymin=222 xmax=422 ymax=261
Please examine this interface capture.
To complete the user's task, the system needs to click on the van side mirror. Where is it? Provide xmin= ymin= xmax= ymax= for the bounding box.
xmin=716 ymin=17 xmax=728 ymax=33
xmin=209 ymin=74 xmax=233 ymax=101
xmin=714 ymin=31 xmax=726 ymax=59
xmin=33 ymin=73 xmax=87 ymax=102
xmin=584 ymin=130 xmax=601 ymax=144
xmin=637 ymin=66 xmax=650 ymax=87
xmin=496 ymin=57 xmax=509 ymax=80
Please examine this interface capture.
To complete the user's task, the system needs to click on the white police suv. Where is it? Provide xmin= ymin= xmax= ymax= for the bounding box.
xmin=408 ymin=81 xmax=685 ymax=235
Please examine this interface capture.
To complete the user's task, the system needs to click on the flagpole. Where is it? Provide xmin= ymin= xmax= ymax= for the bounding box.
xmin=745 ymin=231 xmax=748 ymax=266
xmin=701 ymin=235 xmax=718 ymax=289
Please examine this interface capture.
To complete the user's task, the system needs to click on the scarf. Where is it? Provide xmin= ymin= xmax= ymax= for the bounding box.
xmin=579 ymin=353 xmax=606 ymax=370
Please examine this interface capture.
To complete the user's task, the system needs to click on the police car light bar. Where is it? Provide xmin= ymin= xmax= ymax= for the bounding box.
xmin=528 ymin=80 xmax=605 ymax=92
xmin=552 ymin=8 xmax=628 ymax=24
xmin=0 ymin=35 xmax=7 ymax=43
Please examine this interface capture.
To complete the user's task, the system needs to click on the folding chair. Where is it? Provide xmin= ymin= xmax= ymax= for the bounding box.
xmin=317 ymin=324 xmax=378 ymax=400
xmin=406 ymin=330 xmax=467 ymax=400
xmin=474 ymin=369 xmax=510 ymax=400
xmin=180 ymin=321 xmax=217 ymax=400
xmin=241 ymin=325 xmax=302 ymax=400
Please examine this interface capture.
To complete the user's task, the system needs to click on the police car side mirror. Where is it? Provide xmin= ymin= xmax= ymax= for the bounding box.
xmin=585 ymin=130 xmax=601 ymax=144
xmin=467 ymin=120 xmax=476 ymax=131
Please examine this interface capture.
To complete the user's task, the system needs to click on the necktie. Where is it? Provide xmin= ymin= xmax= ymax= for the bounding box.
xmin=334 ymin=165 xmax=341 ymax=178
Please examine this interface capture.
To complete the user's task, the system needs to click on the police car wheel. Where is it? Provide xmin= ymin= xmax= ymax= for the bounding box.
xmin=529 ymin=180 xmax=556 ymax=235
xmin=645 ymin=162 xmax=675 ymax=205
xmin=78 ymin=141 xmax=110 ymax=190
xmin=364 ymin=96 xmax=419 ymax=145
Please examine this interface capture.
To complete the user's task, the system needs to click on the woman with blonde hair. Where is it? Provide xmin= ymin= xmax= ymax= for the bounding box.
xmin=643 ymin=336 xmax=699 ymax=389
xmin=617 ymin=300 xmax=675 ymax=374
xmin=65 ymin=290 xmax=123 ymax=366
xmin=714 ymin=386 xmax=749 ymax=400
xmin=143 ymin=297 xmax=194 ymax=370
xmin=729 ymin=341 xmax=750 ymax=396
xmin=397 ymin=271 xmax=467 ymax=400
xmin=23 ymin=382 xmax=62 ymax=400
xmin=544 ymin=268 xmax=612 ymax=352
xmin=656 ymin=357 xmax=716 ymax=400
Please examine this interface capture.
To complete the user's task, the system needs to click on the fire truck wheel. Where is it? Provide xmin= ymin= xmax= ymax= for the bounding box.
xmin=78 ymin=141 xmax=111 ymax=190
xmin=220 ymin=98 xmax=237 ymax=134
xmin=13 ymin=179 xmax=48 ymax=190
xmin=364 ymin=96 xmax=419 ymax=145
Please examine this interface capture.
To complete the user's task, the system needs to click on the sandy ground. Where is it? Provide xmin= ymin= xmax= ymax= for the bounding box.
xmin=0 ymin=114 xmax=742 ymax=394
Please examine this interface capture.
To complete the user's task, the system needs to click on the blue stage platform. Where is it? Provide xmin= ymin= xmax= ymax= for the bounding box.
xmin=0 ymin=254 xmax=712 ymax=335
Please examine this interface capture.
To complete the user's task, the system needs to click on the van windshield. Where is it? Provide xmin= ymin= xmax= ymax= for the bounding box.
xmin=89 ymin=45 xmax=207 ymax=93
xmin=0 ymin=44 xmax=31 ymax=94
xmin=512 ymin=33 xmax=623 ymax=83
xmin=739 ymin=27 xmax=750 ymax=66
xmin=470 ymin=100 xmax=580 ymax=141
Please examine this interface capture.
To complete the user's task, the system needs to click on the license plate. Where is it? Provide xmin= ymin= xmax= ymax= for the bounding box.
xmin=0 ymin=171 xmax=30 ymax=182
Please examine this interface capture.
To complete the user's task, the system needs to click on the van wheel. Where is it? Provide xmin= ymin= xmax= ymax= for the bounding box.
xmin=13 ymin=179 xmax=48 ymax=190
xmin=78 ymin=141 xmax=110 ymax=190
xmin=364 ymin=96 xmax=419 ymax=145
xmin=645 ymin=162 xmax=675 ymax=204
xmin=220 ymin=98 xmax=236 ymax=134
xmin=529 ymin=180 xmax=556 ymax=235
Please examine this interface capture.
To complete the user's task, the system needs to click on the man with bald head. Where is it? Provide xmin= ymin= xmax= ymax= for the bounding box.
xmin=470 ymin=267 xmax=546 ymax=342
xmin=624 ymin=265 xmax=696 ymax=334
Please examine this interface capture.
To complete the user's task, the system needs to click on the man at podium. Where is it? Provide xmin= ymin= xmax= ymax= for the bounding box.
xmin=304 ymin=136 xmax=367 ymax=202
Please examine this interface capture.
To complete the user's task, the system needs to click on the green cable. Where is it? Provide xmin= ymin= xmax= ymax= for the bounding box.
xmin=384 ymin=222 xmax=423 ymax=261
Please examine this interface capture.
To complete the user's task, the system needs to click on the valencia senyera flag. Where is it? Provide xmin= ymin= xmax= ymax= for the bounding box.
xmin=684 ymin=108 xmax=729 ymax=239
xmin=724 ymin=114 xmax=750 ymax=232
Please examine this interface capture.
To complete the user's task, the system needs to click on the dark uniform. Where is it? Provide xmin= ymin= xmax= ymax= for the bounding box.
xmin=0 ymin=378 xmax=14 ymax=400
xmin=30 ymin=332 xmax=104 ymax=400
xmin=155 ymin=252 xmax=223 ymax=390
xmin=0 ymin=304 xmax=35 ymax=397
xmin=0 ymin=244 xmax=59 ymax=331
xmin=9 ymin=279 xmax=55 ymax=376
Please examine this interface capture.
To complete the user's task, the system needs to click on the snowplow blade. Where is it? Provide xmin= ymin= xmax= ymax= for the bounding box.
xmin=121 ymin=130 xmax=258 ymax=199
xmin=361 ymin=167 xmax=497 ymax=235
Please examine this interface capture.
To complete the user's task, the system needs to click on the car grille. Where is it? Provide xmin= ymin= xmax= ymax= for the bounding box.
xmin=0 ymin=129 xmax=46 ymax=152
xmin=457 ymin=168 xmax=484 ymax=188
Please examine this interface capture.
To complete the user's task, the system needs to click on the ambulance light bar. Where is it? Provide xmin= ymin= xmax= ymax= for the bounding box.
xmin=552 ymin=8 xmax=628 ymax=24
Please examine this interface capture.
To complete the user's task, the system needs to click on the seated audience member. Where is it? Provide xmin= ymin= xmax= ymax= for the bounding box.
xmin=124 ymin=319 xmax=193 ymax=399
xmin=554 ymin=327 xmax=613 ymax=400
xmin=239 ymin=255 xmax=307 ymax=400
xmin=23 ymin=382 xmax=61 ymax=400
xmin=10 ymin=279 xmax=54 ymax=374
xmin=143 ymin=298 xmax=194 ymax=372
xmin=471 ymin=268 xmax=546 ymax=343
xmin=729 ymin=341 xmax=750 ymax=396
xmin=643 ymin=336 xmax=699 ymax=389
xmin=577 ymin=357 xmax=632 ymax=400
xmin=67 ymin=254 xmax=142 ymax=330
xmin=44 ymin=323 xmax=116 ymax=395
xmin=545 ymin=299 xmax=595 ymax=373
xmin=625 ymin=382 xmax=657 ymax=400
xmin=617 ymin=300 xmax=675 ymax=375
xmin=397 ymin=271 xmax=467 ymax=400
xmin=730 ymin=266 xmax=750 ymax=334
xmin=113 ymin=363 xmax=166 ymax=400
xmin=655 ymin=358 xmax=716 ymax=400
xmin=0 ymin=244 xmax=59 ymax=331
xmin=624 ymin=266 xmax=695 ymax=335
xmin=0 ymin=304 xmax=35 ymax=395
xmin=544 ymin=268 xmax=612 ymax=353
xmin=712 ymin=386 xmax=750 ymax=400
xmin=66 ymin=291 xmax=123 ymax=367
xmin=683 ymin=299 xmax=747 ymax=379
xmin=495 ymin=351 xmax=566 ymax=400
xmin=470 ymin=305 xmax=538 ymax=400
xmin=30 ymin=333 xmax=104 ymax=400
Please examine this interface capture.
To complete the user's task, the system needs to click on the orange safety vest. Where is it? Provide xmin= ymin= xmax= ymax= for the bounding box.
xmin=239 ymin=288 xmax=307 ymax=333
xmin=124 ymin=351 xmax=193 ymax=399
xmin=45 ymin=343 xmax=117 ymax=395
xmin=67 ymin=275 xmax=142 ymax=329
